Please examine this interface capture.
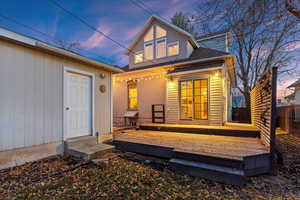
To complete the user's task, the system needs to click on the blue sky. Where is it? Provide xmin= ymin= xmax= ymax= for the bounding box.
xmin=0 ymin=0 xmax=299 ymax=98
xmin=0 ymin=0 xmax=198 ymax=66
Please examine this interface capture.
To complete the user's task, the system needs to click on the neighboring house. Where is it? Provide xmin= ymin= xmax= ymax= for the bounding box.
xmin=287 ymin=78 xmax=300 ymax=120
xmin=0 ymin=27 xmax=122 ymax=168
xmin=113 ymin=16 xmax=236 ymax=127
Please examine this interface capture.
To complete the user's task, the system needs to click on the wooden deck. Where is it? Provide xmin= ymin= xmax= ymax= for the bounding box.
xmin=114 ymin=130 xmax=268 ymax=159
xmin=113 ymin=129 xmax=270 ymax=185
xmin=139 ymin=122 xmax=260 ymax=138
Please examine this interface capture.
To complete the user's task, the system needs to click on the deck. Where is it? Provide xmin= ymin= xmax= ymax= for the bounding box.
xmin=139 ymin=122 xmax=260 ymax=138
xmin=113 ymin=128 xmax=270 ymax=185
xmin=114 ymin=130 xmax=268 ymax=159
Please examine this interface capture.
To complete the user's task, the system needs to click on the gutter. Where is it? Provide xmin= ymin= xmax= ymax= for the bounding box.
xmin=167 ymin=66 xmax=223 ymax=76
xmin=35 ymin=42 xmax=123 ymax=73
xmin=115 ymin=54 xmax=233 ymax=76
xmin=0 ymin=27 xmax=123 ymax=73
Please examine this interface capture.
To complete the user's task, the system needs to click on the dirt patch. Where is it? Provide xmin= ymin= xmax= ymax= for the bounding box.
xmin=0 ymin=135 xmax=299 ymax=199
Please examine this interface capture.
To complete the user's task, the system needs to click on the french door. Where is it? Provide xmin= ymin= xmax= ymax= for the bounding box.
xmin=180 ymin=79 xmax=208 ymax=120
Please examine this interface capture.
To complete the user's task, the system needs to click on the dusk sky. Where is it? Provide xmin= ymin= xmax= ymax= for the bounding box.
xmin=0 ymin=0 xmax=299 ymax=98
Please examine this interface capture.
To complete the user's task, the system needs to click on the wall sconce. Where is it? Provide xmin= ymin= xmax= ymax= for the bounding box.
xmin=214 ymin=71 xmax=220 ymax=78
xmin=169 ymin=76 xmax=174 ymax=82
xmin=99 ymin=73 xmax=106 ymax=79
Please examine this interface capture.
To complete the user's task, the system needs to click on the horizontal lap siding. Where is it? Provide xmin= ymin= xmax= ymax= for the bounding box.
xmin=166 ymin=71 xmax=223 ymax=125
xmin=250 ymin=67 xmax=277 ymax=149
xmin=0 ymin=40 xmax=112 ymax=151
xmin=209 ymin=72 xmax=223 ymax=126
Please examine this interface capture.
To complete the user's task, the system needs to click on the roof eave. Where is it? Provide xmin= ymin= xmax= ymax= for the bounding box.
xmin=0 ymin=27 xmax=123 ymax=73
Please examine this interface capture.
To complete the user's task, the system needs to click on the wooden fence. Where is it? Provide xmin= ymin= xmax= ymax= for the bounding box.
xmin=250 ymin=67 xmax=277 ymax=152
xmin=277 ymin=105 xmax=300 ymax=136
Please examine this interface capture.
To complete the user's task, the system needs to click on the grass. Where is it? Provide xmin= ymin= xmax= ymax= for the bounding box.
xmin=0 ymin=134 xmax=300 ymax=200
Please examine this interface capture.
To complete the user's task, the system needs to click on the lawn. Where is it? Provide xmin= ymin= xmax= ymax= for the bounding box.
xmin=0 ymin=134 xmax=300 ymax=200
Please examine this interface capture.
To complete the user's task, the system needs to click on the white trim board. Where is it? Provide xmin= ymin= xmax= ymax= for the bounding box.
xmin=63 ymin=66 xmax=95 ymax=140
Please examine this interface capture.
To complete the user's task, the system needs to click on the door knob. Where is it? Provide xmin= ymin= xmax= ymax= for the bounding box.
xmin=66 ymin=107 xmax=70 ymax=110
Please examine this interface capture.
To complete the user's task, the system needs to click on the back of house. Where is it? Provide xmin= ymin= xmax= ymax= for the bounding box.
xmin=113 ymin=15 xmax=236 ymax=127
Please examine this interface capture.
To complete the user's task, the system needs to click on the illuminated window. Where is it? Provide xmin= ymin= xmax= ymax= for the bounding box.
xmin=144 ymin=42 xmax=153 ymax=60
xmin=134 ymin=51 xmax=143 ymax=63
xmin=168 ymin=41 xmax=179 ymax=56
xmin=180 ymin=79 xmax=208 ymax=120
xmin=128 ymin=81 xmax=138 ymax=110
xmin=144 ymin=26 xmax=154 ymax=42
xmin=156 ymin=25 xmax=166 ymax=39
xmin=156 ymin=38 xmax=166 ymax=58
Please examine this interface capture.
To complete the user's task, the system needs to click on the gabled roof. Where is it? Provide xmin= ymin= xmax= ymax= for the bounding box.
xmin=0 ymin=27 xmax=123 ymax=73
xmin=122 ymin=47 xmax=230 ymax=72
xmin=125 ymin=15 xmax=199 ymax=56
xmin=288 ymin=78 xmax=300 ymax=88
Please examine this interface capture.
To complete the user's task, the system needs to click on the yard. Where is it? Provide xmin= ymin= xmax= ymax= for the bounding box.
xmin=0 ymin=134 xmax=300 ymax=200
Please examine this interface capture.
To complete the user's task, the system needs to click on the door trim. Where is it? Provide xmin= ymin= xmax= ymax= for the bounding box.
xmin=63 ymin=66 xmax=95 ymax=140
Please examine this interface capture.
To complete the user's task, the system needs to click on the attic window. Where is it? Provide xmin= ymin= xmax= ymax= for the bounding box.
xmin=144 ymin=42 xmax=154 ymax=60
xmin=156 ymin=25 xmax=166 ymax=39
xmin=134 ymin=51 xmax=143 ymax=63
xmin=168 ymin=41 xmax=179 ymax=56
xmin=156 ymin=38 xmax=166 ymax=58
xmin=144 ymin=26 xmax=154 ymax=42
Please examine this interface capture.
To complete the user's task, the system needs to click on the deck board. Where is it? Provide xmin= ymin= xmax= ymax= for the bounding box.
xmin=141 ymin=123 xmax=259 ymax=131
xmin=114 ymin=130 xmax=269 ymax=160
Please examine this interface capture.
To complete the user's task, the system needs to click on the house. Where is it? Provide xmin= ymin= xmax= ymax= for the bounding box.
xmin=113 ymin=15 xmax=236 ymax=127
xmin=0 ymin=27 xmax=123 ymax=169
xmin=287 ymin=78 xmax=300 ymax=121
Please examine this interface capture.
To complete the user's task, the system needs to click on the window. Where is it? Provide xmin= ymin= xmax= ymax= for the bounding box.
xmin=156 ymin=38 xmax=166 ymax=58
xmin=134 ymin=51 xmax=143 ymax=63
xmin=128 ymin=81 xmax=138 ymax=110
xmin=144 ymin=42 xmax=153 ymax=60
xmin=168 ymin=41 xmax=179 ymax=56
xmin=144 ymin=26 xmax=154 ymax=42
xmin=156 ymin=25 xmax=166 ymax=39
xmin=180 ymin=79 xmax=208 ymax=120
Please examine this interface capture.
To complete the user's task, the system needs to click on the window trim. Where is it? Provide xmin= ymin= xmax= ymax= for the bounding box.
xmin=156 ymin=38 xmax=167 ymax=59
xmin=134 ymin=51 xmax=144 ymax=64
xmin=144 ymin=41 xmax=154 ymax=61
xmin=167 ymin=41 xmax=180 ymax=57
xmin=179 ymin=79 xmax=209 ymax=120
xmin=127 ymin=81 xmax=138 ymax=110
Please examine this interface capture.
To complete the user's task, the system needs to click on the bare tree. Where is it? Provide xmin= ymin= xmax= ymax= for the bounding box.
xmin=171 ymin=12 xmax=198 ymax=37
xmin=54 ymin=40 xmax=81 ymax=52
xmin=286 ymin=0 xmax=300 ymax=19
xmin=196 ymin=0 xmax=300 ymax=115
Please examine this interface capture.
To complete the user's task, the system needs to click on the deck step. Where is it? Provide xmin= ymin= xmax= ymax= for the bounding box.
xmin=65 ymin=136 xmax=115 ymax=160
xmin=170 ymin=158 xmax=245 ymax=186
xmin=172 ymin=150 xmax=244 ymax=169
xmin=139 ymin=125 xmax=260 ymax=138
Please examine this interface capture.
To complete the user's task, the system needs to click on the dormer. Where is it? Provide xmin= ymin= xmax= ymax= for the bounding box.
xmin=126 ymin=16 xmax=199 ymax=69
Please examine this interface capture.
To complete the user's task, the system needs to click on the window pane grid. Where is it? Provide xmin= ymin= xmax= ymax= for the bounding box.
xmin=180 ymin=79 xmax=208 ymax=120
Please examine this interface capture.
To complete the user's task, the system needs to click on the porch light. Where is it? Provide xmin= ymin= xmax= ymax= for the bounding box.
xmin=214 ymin=71 xmax=220 ymax=78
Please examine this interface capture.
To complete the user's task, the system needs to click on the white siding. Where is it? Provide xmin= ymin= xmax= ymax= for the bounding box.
xmin=0 ymin=39 xmax=112 ymax=151
xmin=166 ymin=71 xmax=224 ymax=125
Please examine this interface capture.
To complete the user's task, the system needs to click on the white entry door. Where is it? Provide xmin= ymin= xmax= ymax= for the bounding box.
xmin=65 ymin=71 xmax=92 ymax=139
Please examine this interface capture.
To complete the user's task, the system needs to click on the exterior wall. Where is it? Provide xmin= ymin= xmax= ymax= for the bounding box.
xmin=295 ymin=87 xmax=300 ymax=105
xmin=295 ymin=87 xmax=300 ymax=120
xmin=0 ymin=39 xmax=112 ymax=151
xmin=166 ymin=70 xmax=224 ymax=126
xmin=197 ymin=34 xmax=228 ymax=52
xmin=129 ymin=20 xmax=192 ymax=69
xmin=113 ymin=75 xmax=166 ymax=126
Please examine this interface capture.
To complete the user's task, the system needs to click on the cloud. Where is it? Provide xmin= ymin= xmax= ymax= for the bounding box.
xmin=81 ymin=25 xmax=112 ymax=49
xmin=284 ymin=41 xmax=300 ymax=52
